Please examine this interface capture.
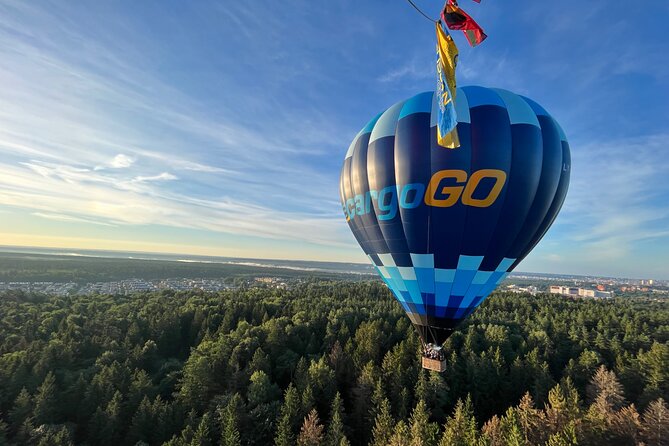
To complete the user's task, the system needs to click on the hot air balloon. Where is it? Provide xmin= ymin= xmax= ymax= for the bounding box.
xmin=339 ymin=86 xmax=570 ymax=371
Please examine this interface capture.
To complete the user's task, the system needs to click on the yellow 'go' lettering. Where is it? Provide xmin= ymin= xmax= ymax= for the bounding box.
xmin=425 ymin=169 xmax=507 ymax=208
xmin=461 ymin=169 xmax=507 ymax=208
xmin=424 ymin=170 xmax=467 ymax=207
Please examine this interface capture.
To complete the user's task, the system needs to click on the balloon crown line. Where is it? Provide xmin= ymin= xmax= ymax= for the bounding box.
xmin=404 ymin=0 xmax=487 ymax=47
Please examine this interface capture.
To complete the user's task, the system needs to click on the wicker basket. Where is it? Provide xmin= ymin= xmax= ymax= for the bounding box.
xmin=421 ymin=356 xmax=447 ymax=372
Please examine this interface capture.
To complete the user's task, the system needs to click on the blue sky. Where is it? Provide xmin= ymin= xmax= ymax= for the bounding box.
xmin=0 ymin=0 xmax=667 ymax=279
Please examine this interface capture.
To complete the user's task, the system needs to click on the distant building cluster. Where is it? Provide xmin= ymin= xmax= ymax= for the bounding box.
xmin=509 ymin=273 xmax=667 ymax=289
xmin=80 ymin=279 xmax=159 ymax=294
xmin=620 ymin=286 xmax=648 ymax=293
xmin=80 ymin=278 xmax=240 ymax=294
xmin=1 ymin=278 xmax=238 ymax=296
xmin=0 ymin=276 xmax=308 ymax=297
xmin=255 ymin=277 xmax=288 ymax=289
xmin=549 ymin=285 xmax=613 ymax=299
xmin=0 ymin=281 xmax=77 ymax=296
xmin=505 ymin=284 xmax=539 ymax=295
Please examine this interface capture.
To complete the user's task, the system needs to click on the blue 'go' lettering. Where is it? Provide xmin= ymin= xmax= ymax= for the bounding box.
xmin=378 ymin=186 xmax=398 ymax=220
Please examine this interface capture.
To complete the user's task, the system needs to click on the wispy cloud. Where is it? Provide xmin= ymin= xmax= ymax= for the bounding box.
xmin=0 ymin=1 xmax=357 ymax=252
xmin=378 ymin=57 xmax=433 ymax=83
xmin=559 ymin=134 xmax=669 ymax=261
xmin=0 ymin=160 xmax=351 ymax=247
xmin=32 ymin=212 xmax=117 ymax=227
xmin=97 ymin=154 xmax=135 ymax=170
xmin=131 ymin=172 xmax=178 ymax=183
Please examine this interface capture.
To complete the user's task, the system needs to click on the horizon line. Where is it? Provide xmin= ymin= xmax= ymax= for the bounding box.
xmin=0 ymin=244 xmax=664 ymax=282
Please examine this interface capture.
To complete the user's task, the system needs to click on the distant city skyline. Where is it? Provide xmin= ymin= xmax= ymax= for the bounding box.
xmin=0 ymin=1 xmax=667 ymax=279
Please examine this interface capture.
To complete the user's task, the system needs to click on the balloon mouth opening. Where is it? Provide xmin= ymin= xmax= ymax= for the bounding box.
xmin=414 ymin=324 xmax=455 ymax=349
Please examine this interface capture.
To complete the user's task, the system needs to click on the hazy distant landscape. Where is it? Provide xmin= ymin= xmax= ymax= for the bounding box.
xmin=0 ymin=248 xmax=666 ymax=303
xmin=0 ymin=248 xmax=374 ymax=283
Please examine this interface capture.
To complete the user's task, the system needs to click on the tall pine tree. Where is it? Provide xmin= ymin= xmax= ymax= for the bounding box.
xmin=325 ymin=392 xmax=349 ymax=446
xmin=640 ymin=398 xmax=668 ymax=446
xmin=191 ymin=412 xmax=213 ymax=446
xmin=220 ymin=394 xmax=242 ymax=446
xmin=371 ymin=398 xmax=394 ymax=446
xmin=9 ymin=388 xmax=32 ymax=434
xmin=297 ymin=409 xmax=324 ymax=446
xmin=439 ymin=395 xmax=479 ymax=446
xmin=409 ymin=399 xmax=439 ymax=446
xmin=275 ymin=384 xmax=301 ymax=446
xmin=33 ymin=372 xmax=58 ymax=425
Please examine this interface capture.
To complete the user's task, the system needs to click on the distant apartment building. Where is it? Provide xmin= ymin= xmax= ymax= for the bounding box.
xmin=549 ymin=285 xmax=570 ymax=295
xmin=549 ymin=285 xmax=612 ymax=299
xmin=505 ymin=285 xmax=539 ymax=295
xmin=578 ymin=288 xmax=595 ymax=298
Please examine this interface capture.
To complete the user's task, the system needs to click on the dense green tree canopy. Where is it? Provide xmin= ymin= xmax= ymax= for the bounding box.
xmin=0 ymin=280 xmax=667 ymax=445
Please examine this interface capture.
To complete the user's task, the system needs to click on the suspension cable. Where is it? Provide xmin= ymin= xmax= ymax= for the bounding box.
xmin=404 ymin=0 xmax=437 ymax=23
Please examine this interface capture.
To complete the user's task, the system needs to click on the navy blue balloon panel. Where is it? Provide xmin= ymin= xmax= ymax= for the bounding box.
xmin=340 ymin=86 xmax=570 ymax=345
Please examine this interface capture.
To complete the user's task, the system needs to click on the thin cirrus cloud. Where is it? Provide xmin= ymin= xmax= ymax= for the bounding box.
xmin=527 ymin=132 xmax=669 ymax=278
xmin=0 ymin=159 xmax=349 ymax=247
xmin=31 ymin=212 xmax=117 ymax=227
xmin=0 ymin=1 xmax=356 ymax=257
xmin=130 ymin=173 xmax=178 ymax=184
xmin=560 ymin=134 xmax=669 ymax=251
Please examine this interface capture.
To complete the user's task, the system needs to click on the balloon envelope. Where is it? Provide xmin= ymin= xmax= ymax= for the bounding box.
xmin=340 ymin=86 xmax=570 ymax=346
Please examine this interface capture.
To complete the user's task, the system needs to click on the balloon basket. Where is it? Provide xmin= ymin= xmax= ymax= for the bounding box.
xmin=421 ymin=356 xmax=447 ymax=373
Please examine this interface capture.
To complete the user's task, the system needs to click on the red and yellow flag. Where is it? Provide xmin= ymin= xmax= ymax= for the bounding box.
xmin=441 ymin=1 xmax=487 ymax=47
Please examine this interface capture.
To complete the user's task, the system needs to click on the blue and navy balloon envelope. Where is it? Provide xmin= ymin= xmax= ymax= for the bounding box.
xmin=339 ymin=86 xmax=570 ymax=346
